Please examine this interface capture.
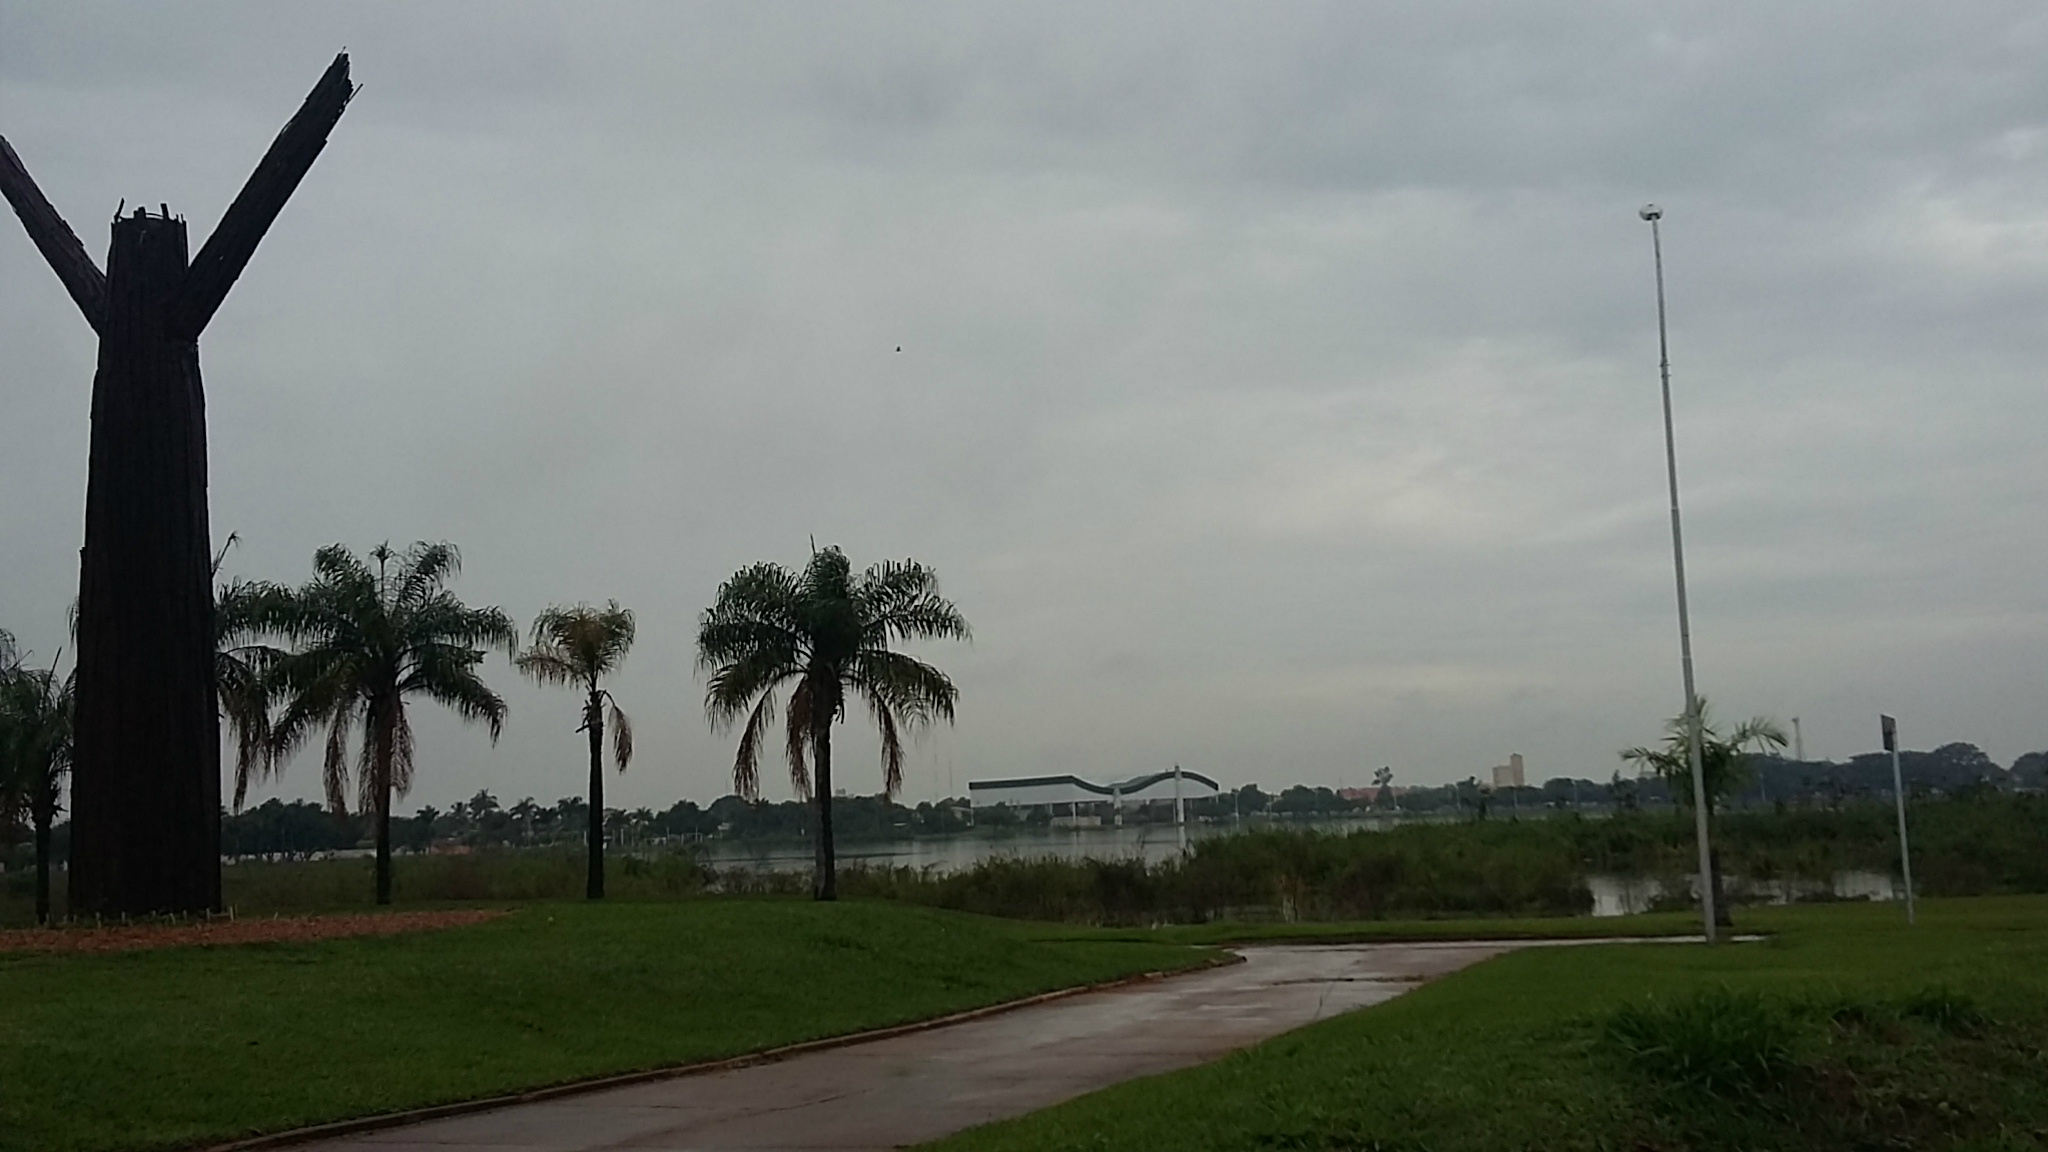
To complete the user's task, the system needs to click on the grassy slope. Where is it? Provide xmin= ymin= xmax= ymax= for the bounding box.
xmin=928 ymin=896 xmax=2048 ymax=1152
xmin=0 ymin=900 xmax=1206 ymax=1152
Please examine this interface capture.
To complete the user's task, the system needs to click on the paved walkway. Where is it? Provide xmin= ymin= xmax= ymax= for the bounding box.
xmin=298 ymin=942 xmax=1515 ymax=1152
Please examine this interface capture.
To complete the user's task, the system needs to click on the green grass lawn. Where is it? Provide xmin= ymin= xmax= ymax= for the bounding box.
xmin=926 ymin=896 xmax=2048 ymax=1152
xmin=0 ymin=899 xmax=1208 ymax=1152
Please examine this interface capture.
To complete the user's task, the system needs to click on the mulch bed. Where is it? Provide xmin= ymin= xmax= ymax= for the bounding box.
xmin=0 ymin=909 xmax=505 ymax=954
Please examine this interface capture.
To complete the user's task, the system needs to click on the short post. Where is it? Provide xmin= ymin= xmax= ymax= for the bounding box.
xmin=1881 ymin=714 xmax=1916 ymax=925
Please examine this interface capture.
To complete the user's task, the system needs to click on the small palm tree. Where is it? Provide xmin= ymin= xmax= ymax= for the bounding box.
xmin=698 ymin=546 xmax=969 ymax=900
xmin=0 ymin=655 xmax=74 ymax=923
xmin=516 ymin=603 xmax=635 ymax=899
xmin=263 ymin=542 xmax=516 ymax=905
xmin=1622 ymin=698 xmax=1787 ymax=929
xmin=1621 ymin=698 xmax=1788 ymax=818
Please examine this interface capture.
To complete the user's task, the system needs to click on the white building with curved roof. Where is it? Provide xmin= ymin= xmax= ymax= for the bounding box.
xmin=967 ymin=768 xmax=1220 ymax=809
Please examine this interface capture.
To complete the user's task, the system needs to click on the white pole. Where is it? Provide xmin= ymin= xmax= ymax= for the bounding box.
xmin=1173 ymin=765 xmax=1187 ymax=855
xmin=1883 ymin=714 xmax=1916 ymax=925
xmin=1643 ymin=204 xmax=1718 ymax=943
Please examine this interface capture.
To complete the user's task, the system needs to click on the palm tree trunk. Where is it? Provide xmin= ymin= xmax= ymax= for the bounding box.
xmin=587 ymin=690 xmax=605 ymax=900
xmin=34 ymin=801 xmax=53 ymax=924
xmin=813 ymin=715 xmax=836 ymax=902
xmin=374 ymin=714 xmax=394 ymax=906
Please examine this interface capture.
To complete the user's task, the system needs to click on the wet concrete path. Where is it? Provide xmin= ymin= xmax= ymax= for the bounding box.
xmin=298 ymin=942 xmax=1515 ymax=1152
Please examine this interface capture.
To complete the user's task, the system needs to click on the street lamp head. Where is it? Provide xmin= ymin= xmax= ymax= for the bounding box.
xmin=1639 ymin=203 xmax=1662 ymax=221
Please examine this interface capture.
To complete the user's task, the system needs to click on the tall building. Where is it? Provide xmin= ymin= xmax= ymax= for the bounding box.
xmin=1490 ymin=753 xmax=1526 ymax=790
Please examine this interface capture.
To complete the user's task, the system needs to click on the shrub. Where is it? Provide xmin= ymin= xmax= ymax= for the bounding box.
xmin=1604 ymin=986 xmax=1799 ymax=1094
xmin=1894 ymin=985 xmax=1988 ymax=1034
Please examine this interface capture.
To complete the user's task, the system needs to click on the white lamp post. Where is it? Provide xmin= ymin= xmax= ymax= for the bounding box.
xmin=1642 ymin=204 xmax=1718 ymax=943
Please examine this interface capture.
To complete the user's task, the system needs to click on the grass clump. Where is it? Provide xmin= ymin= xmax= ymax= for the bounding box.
xmin=1893 ymin=984 xmax=1988 ymax=1035
xmin=1604 ymin=986 xmax=1798 ymax=1094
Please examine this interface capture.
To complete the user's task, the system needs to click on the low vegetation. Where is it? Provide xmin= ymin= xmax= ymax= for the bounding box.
xmin=925 ymin=896 xmax=2048 ymax=1152
xmin=0 ymin=899 xmax=1206 ymax=1152
xmin=11 ymin=795 xmax=2044 ymax=928
xmin=848 ymin=795 xmax=2048 ymax=926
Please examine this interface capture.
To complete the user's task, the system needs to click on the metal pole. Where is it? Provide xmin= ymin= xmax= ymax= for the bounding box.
xmin=1643 ymin=204 xmax=1718 ymax=943
xmin=1792 ymin=717 xmax=1804 ymax=763
xmin=1882 ymin=714 xmax=1916 ymax=925
xmin=1173 ymin=765 xmax=1187 ymax=855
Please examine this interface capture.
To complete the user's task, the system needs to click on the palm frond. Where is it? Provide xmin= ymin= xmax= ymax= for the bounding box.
xmin=785 ymin=676 xmax=816 ymax=801
xmin=220 ymin=645 xmax=280 ymax=810
xmin=847 ymin=649 xmax=958 ymax=728
xmin=855 ymin=559 xmax=972 ymax=646
xmin=868 ymin=692 xmax=905 ymax=799
xmin=322 ymin=696 xmax=358 ymax=814
xmin=393 ymin=541 xmax=462 ymax=610
xmin=390 ymin=708 xmax=417 ymax=799
xmin=408 ymin=592 xmax=517 ymax=661
xmin=409 ymin=664 xmax=507 ymax=743
xmin=514 ymin=648 xmax=578 ymax=686
xmin=732 ymin=691 xmax=776 ymax=801
xmin=608 ymin=698 xmax=634 ymax=771
xmin=704 ymin=652 xmax=801 ymax=725
xmin=697 ymin=563 xmax=805 ymax=670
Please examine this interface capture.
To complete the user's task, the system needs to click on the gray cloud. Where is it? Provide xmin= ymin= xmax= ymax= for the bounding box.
xmin=3 ymin=2 xmax=2045 ymax=813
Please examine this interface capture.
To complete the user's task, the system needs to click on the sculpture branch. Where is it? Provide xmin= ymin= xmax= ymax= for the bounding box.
xmin=0 ymin=136 xmax=107 ymax=333
xmin=176 ymin=52 xmax=355 ymax=337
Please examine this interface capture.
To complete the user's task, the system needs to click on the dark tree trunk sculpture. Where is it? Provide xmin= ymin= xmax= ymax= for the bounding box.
xmin=0 ymin=54 xmax=353 ymax=917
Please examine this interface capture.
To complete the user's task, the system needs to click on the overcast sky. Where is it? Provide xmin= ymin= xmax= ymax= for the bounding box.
xmin=3 ymin=2 xmax=2045 ymax=814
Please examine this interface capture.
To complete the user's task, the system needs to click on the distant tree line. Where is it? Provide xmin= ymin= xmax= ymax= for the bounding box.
xmin=10 ymin=737 xmax=2039 ymax=872
xmin=185 ymin=791 xmax=977 ymax=859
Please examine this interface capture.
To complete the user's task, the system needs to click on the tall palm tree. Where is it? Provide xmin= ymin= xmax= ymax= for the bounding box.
xmin=697 ymin=546 xmax=969 ymax=900
xmin=0 ymin=656 xmax=74 ymax=923
xmin=516 ymin=603 xmax=635 ymax=899
xmin=263 ymin=542 xmax=515 ymax=905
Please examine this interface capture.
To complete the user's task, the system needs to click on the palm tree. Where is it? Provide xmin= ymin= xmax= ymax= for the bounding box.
xmin=262 ymin=542 xmax=515 ymax=905
xmin=1622 ymin=698 xmax=1787 ymax=929
xmin=697 ymin=546 xmax=969 ymax=900
xmin=516 ymin=603 xmax=635 ymax=899
xmin=1621 ymin=698 xmax=1788 ymax=818
xmin=0 ymin=656 xmax=74 ymax=923
xmin=208 ymin=534 xmax=293 ymax=811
